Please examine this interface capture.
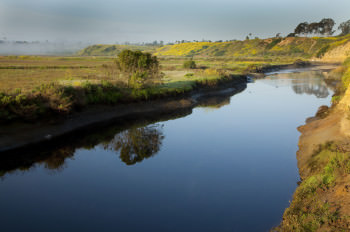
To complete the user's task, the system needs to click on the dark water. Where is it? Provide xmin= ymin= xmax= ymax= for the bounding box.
xmin=0 ymin=68 xmax=336 ymax=232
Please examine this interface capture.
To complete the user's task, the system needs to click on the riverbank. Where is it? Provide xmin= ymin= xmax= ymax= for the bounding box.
xmin=0 ymin=75 xmax=247 ymax=153
xmin=276 ymin=59 xmax=350 ymax=231
xmin=0 ymin=58 xmax=325 ymax=153
xmin=0 ymin=55 xmax=294 ymax=123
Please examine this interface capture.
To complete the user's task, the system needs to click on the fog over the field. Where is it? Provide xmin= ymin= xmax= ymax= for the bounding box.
xmin=1 ymin=0 xmax=350 ymax=43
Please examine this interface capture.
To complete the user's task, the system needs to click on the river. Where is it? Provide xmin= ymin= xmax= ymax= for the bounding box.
xmin=0 ymin=67 xmax=336 ymax=232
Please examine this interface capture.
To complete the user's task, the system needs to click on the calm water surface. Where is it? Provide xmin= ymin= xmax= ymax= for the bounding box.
xmin=0 ymin=68 xmax=335 ymax=232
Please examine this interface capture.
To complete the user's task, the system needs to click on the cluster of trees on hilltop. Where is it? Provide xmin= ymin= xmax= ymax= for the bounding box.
xmin=169 ymin=18 xmax=350 ymax=44
xmin=290 ymin=18 xmax=335 ymax=37
xmin=289 ymin=18 xmax=350 ymax=37
xmin=339 ymin=20 xmax=350 ymax=36
xmin=114 ymin=18 xmax=350 ymax=46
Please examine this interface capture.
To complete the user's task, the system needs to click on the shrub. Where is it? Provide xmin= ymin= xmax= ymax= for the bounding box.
xmin=183 ymin=60 xmax=196 ymax=69
xmin=214 ymin=50 xmax=226 ymax=56
xmin=184 ymin=73 xmax=194 ymax=78
xmin=266 ymin=38 xmax=282 ymax=50
xmin=115 ymin=50 xmax=160 ymax=88
xmin=316 ymin=45 xmax=330 ymax=58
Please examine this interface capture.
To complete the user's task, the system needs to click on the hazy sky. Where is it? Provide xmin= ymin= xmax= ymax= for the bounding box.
xmin=1 ymin=0 xmax=350 ymax=43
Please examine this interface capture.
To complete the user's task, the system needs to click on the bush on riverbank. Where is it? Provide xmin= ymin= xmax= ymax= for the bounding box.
xmin=115 ymin=50 xmax=161 ymax=88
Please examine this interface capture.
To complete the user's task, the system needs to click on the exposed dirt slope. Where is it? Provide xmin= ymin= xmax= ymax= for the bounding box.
xmin=321 ymin=41 xmax=350 ymax=63
xmin=276 ymin=68 xmax=350 ymax=231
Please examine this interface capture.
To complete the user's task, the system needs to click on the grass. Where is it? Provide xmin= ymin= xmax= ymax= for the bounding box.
xmin=341 ymin=58 xmax=350 ymax=90
xmin=0 ymin=55 xmax=255 ymax=122
xmin=325 ymin=57 xmax=350 ymax=105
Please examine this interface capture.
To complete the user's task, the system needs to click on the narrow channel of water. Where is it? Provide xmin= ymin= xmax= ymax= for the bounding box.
xmin=0 ymin=67 xmax=336 ymax=232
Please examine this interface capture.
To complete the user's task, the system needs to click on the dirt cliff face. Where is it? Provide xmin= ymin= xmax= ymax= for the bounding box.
xmin=322 ymin=41 xmax=350 ymax=63
xmin=297 ymin=73 xmax=350 ymax=178
xmin=276 ymin=74 xmax=350 ymax=231
xmin=338 ymin=84 xmax=350 ymax=138
xmin=297 ymin=108 xmax=344 ymax=179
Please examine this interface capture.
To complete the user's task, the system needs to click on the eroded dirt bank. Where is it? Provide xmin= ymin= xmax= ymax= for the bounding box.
xmin=276 ymin=79 xmax=350 ymax=231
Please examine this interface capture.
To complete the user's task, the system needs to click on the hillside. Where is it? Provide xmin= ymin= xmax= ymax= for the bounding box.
xmin=154 ymin=35 xmax=350 ymax=61
xmin=79 ymin=44 xmax=158 ymax=56
xmin=78 ymin=35 xmax=350 ymax=62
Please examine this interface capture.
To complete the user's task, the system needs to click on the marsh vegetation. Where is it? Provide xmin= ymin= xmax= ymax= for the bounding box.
xmin=0 ymin=52 xmax=283 ymax=122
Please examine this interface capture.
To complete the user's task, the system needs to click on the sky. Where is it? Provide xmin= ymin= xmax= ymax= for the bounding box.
xmin=1 ymin=0 xmax=350 ymax=43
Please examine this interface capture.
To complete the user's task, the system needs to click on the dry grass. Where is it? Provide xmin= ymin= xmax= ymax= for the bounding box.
xmin=0 ymin=55 xmax=259 ymax=122
xmin=0 ymin=56 xmax=118 ymax=93
xmin=0 ymin=56 xmax=282 ymax=94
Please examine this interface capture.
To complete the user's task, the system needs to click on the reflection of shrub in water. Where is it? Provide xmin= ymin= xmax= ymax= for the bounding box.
xmin=0 ymin=146 xmax=75 ymax=178
xmin=42 ymin=147 xmax=75 ymax=171
xmin=107 ymin=124 xmax=164 ymax=165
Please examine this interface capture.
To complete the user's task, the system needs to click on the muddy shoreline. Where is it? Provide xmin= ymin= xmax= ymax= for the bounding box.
xmin=0 ymin=76 xmax=247 ymax=154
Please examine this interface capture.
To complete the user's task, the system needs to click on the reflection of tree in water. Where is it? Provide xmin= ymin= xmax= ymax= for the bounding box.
xmin=0 ymin=147 xmax=75 ymax=179
xmin=105 ymin=124 xmax=164 ymax=165
xmin=286 ymin=71 xmax=331 ymax=98
xmin=0 ymin=111 xmax=181 ymax=178
xmin=0 ymin=85 xmax=246 ymax=176
xmin=292 ymin=82 xmax=329 ymax=98
xmin=41 ymin=147 xmax=75 ymax=171
xmin=0 ymin=124 xmax=164 ymax=178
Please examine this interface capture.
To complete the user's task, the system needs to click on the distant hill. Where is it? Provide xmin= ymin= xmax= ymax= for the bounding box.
xmin=154 ymin=35 xmax=350 ymax=62
xmin=78 ymin=44 xmax=158 ymax=56
xmin=78 ymin=35 xmax=350 ymax=62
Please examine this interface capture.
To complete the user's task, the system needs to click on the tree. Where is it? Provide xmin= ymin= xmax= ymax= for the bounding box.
xmin=294 ymin=19 xmax=335 ymax=36
xmin=308 ymin=22 xmax=320 ymax=34
xmin=339 ymin=20 xmax=350 ymax=36
xmin=294 ymin=22 xmax=309 ymax=35
xmin=115 ymin=50 xmax=160 ymax=88
xmin=318 ymin=18 xmax=335 ymax=35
